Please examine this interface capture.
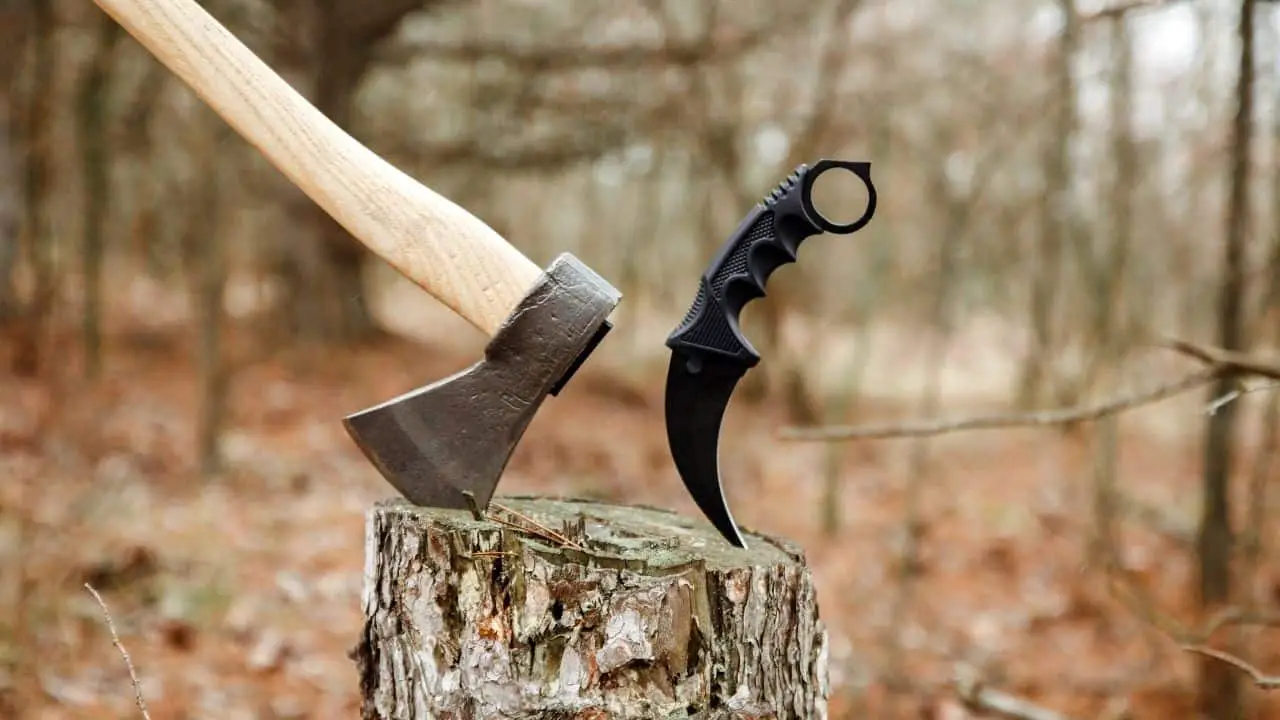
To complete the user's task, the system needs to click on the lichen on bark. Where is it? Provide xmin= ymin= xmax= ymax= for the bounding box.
xmin=354 ymin=496 xmax=827 ymax=720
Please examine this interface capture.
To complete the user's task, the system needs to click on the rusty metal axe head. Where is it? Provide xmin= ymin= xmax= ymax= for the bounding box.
xmin=342 ymin=253 xmax=619 ymax=511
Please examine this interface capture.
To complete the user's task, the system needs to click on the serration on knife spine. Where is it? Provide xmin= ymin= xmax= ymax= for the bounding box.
xmin=763 ymin=165 xmax=805 ymax=207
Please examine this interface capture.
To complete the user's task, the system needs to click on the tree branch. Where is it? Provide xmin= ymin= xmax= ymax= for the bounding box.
xmin=953 ymin=665 xmax=1079 ymax=720
xmin=778 ymin=369 xmax=1219 ymax=442
xmin=1158 ymin=337 xmax=1280 ymax=382
xmin=1183 ymin=645 xmax=1280 ymax=690
xmin=374 ymin=12 xmax=807 ymax=69
xmin=779 ymin=336 xmax=1280 ymax=443
xmin=85 ymin=583 xmax=150 ymax=719
xmin=1079 ymin=0 xmax=1192 ymax=22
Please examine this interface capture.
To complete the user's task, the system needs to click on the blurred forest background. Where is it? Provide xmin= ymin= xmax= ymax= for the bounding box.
xmin=5 ymin=0 xmax=1280 ymax=717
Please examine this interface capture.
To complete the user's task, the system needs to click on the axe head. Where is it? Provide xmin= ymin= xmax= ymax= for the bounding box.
xmin=343 ymin=253 xmax=621 ymax=511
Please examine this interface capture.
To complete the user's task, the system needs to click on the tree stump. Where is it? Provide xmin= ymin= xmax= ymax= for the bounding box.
xmin=354 ymin=496 xmax=828 ymax=720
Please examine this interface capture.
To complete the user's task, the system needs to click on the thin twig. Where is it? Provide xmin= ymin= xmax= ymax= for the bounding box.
xmin=778 ymin=368 xmax=1218 ymax=442
xmin=1183 ymin=645 xmax=1280 ymax=690
xmin=489 ymin=501 xmax=586 ymax=551
xmin=84 ymin=583 xmax=151 ymax=719
xmin=779 ymin=336 xmax=1280 ymax=442
xmin=1157 ymin=338 xmax=1280 ymax=412
xmin=1158 ymin=337 xmax=1280 ymax=382
xmin=1205 ymin=380 xmax=1280 ymax=414
xmin=953 ymin=665 xmax=1078 ymax=720
xmin=1201 ymin=606 xmax=1280 ymax=638
xmin=488 ymin=513 xmax=555 ymax=543
xmin=1208 ymin=388 xmax=1244 ymax=415
xmin=1079 ymin=0 xmax=1181 ymax=22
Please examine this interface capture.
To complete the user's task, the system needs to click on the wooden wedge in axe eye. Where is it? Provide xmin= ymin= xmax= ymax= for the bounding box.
xmin=94 ymin=0 xmax=877 ymax=549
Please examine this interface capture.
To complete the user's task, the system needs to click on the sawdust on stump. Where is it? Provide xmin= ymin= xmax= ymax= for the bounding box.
xmin=354 ymin=496 xmax=827 ymax=720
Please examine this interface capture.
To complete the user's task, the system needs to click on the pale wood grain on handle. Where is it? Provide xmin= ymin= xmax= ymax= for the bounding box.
xmin=93 ymin=0 xmax=543 ymax=337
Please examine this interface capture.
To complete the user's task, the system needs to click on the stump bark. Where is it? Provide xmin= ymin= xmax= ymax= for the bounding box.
xmin=354 ymin=496 xmax=827 ymax=720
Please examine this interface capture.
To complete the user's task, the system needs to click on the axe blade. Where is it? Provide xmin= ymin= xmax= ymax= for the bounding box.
xmin=344 ymin=253 xmax=620 ymax=510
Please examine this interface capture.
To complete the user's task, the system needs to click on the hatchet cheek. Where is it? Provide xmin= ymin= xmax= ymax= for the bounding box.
xmin=343 ymin=254 xmax=620 ymax=509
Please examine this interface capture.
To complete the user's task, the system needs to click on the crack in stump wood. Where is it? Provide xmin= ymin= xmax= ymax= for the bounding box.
xmin=354 ymin=496 xmax=828 ymax=720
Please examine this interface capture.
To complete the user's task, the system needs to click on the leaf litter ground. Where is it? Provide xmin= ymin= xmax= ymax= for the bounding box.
xmin=3 ymin=302 xmax=1279 ymax=719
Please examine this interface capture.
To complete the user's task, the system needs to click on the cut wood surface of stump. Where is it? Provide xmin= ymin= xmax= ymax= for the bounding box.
xmin=355 ymin=496 xmax=827 ymax=720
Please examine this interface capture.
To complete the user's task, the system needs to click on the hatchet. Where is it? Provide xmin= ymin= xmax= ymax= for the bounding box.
xmin=94 ymin=0 xmax=877 ymax=549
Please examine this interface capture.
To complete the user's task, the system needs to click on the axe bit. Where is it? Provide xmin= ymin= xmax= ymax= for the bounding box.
xmin=665 ymin=160 xmax=878 ymax=548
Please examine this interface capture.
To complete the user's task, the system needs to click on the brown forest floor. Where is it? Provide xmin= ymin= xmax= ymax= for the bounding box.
xmin=4 ymin=280 xmax=1280 ymax=719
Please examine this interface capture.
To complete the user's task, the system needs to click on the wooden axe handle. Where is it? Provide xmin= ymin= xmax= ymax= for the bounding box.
xmin=93 ymin=0 xmax=543 ymax=337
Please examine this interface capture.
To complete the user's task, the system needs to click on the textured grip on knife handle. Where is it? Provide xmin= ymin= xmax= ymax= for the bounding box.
xmin=666 ymin=159 xmax=877 ymax=367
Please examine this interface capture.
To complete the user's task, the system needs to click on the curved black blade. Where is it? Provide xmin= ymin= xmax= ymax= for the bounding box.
xmin=663 ymin=159 xmax=876 ymax=548
xmin=664 ymin=349 xmax=748 ymax=548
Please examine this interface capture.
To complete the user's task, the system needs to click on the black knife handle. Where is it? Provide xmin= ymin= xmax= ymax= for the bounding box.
xmin=666 ymin=159 xmax=877 ymax=368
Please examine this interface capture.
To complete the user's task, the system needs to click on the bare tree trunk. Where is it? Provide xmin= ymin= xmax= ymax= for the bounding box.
xmin=0 ymin=109 xmax=15 ymax=320
xmin=0 ymin=3 xmax=23 ymax=321
xmin=297 ymin=26 xmax=375 ymax=341
xmin=819 ymin=316 xmax=874 ymax=537
xmin=1085 ymin=12 xmax=1134 ymax=563
xmin=76 ymin=13 xmax=122 ymax=380
xmin=1082 ymin=12 xmax=1135 ymax=398
xmin=1197 ymin=1 xmax=1255 ymax=717
xmin=0 ymin=107 xmax=17 ymax=322
xmin=1085 ymin=9 xmax=1139 ymax=616
xmin=272 ymin=0 xmax=439 ymax=344
xmin=118 ymin=59 xmax=169 ymax=273
xmin=883 ymin=148 xmax=965 ymax=704
xmin=1262 ymin=8 xmax=1280 ymax=320
xmin=818 ymin=112 xmax=893 ymax=538
xmin=12 ymin=0 xmax=55 ymax=377
xmin=1241 ymin=8 xmax=1280 ymax=684
xmin=773 ymin=0 xmax=863 ymax=426
xmin=1178 ymin=0 xmax=1220 ymax=340
xmin=1017 ymin=0 xmax=1077 ymax=409
xmin=356 ymin=497 xmax=829 ymax=719
xmin=184 ymin=115 xmax=233 ymax=480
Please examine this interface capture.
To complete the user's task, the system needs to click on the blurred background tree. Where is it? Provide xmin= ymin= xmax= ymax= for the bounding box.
xmin=5 ymin=0 xmax=1280 ymax=718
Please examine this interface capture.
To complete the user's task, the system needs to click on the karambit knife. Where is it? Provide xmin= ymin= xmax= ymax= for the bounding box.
xmin=93 ymin=0 xmax=876 ymax=549
xmin=665 ymin=161 xmax=877 ymax=547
